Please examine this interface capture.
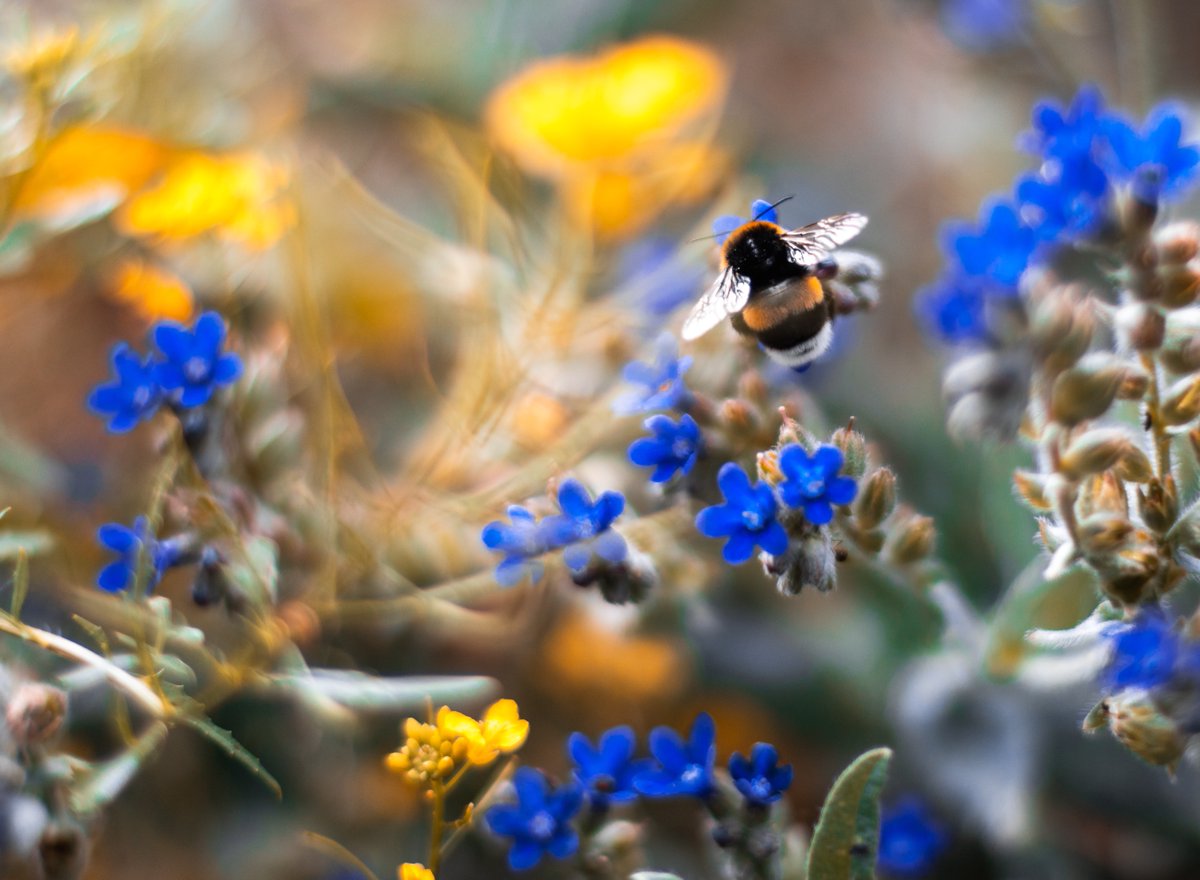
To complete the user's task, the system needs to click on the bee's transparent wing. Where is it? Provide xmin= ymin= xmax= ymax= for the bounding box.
xmin=681 ymin=269 xmax=751 ymax=340
xmin=781 ymin=213 xmax=868 ymax=266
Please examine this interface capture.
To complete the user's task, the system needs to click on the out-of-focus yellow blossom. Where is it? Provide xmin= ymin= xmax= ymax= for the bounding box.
xmin=435 ymin=698 xmax=529 ymax=766
xmin=486 ymin=36 xmax=728 ymax=238
xmin=109 ymin=259 xmax=194 ymax=322
xmin=4 ymin=26 xmax=81 ymax=89
xmin=385 ymin=717 xmax=470 ymax=789
xmin=399 ymin=864 xmax=434 ymax=880
xmin=13 ymin=125 xmax=170 ymax=224
xmin=120 ymin=152 xmax=294 ymax=250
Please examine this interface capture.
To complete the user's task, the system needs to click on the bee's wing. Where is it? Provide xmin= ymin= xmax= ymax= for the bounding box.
xmin=681 ymin=268 xmax=751 ymax=341
xmin=781 ymin=213 xmax=868 ymax=266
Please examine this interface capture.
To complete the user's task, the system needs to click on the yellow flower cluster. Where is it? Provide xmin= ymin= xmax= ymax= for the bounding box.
xmin=385 ymin=699 xmax=528 ymax=789
xmin=485 ymin=36 xmax=728 ymax=238
xmin=399 ymin=865 xmax=434 ymax=880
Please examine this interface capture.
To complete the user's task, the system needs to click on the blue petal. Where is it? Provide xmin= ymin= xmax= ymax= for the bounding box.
xmin=97 ymin=524 xmax=138 ymax=553
xmin=568 ymin=732 xmax=599 ymax=771
xmin=629 ymin=437 xmax=668 ymax=467
xmin=649 ymin=727 xmax=688 ymax=772
xmin=213 ymin=353 xmax=242 ymax=384
xmin=512 ymin=767 xmax=547 ymax=810
xmin=507 ymin=839 xmax=544 ymax=871
xmin=179 ymin=383 xmax=212 ymax=409
xmin=803 ymin=499 xmax=834 ymax=526
xmin=87 ymin=385 xmax=124 ymax=413
xmin=695 ymin=504 xmax=742 ymax=538
xmin=154 ymin=362 xmax=187 ymax=391
xmin=153 ymin=322 xmax=192 ymax=361
xmin=812 ymin=445 xmax=843 ymax=478
xmin=712 ymin=214 xmax=745 ymax=245
xmin=591 ymin=491 xmax=625 ymax=529
xmin=562 ymin=543 xmax=591 ymax=573
xmin=600 ymin=726 xmax=635 ymax=763
xmin=193 ymin=312 xmax=227 ymax=359
xmin=716 ymin=463 xmax=753 ymax=505
xmin=97 ymin=561 xmax=130 ymax=592
xmin=750 ymin=199 xmax=778 ymax=223
xmin=827 ymin=476 xmax=857 ymax=505
xmin=593 ymin=529 xmax=627 ymax=563
xmin=722 ymin=530 xmax=756 ymax=564
xmin=687 ymin=713 xmax=715 ymax=757
xmin=546 ymin=828 xmax=579 ymax=860
xmin=557 ymin=480 xmax=592 ymax=519
xmin=485 ymin=804 xmax=526 ymax=837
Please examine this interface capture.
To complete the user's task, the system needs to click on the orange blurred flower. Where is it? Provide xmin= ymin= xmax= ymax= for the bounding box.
xmin=120 ymin=151 xmax=294 ymax=249
xmin=108 ymin=259 xmax=194 ymax=322
xmin=486 ymin=36 xmax=728 ymax=238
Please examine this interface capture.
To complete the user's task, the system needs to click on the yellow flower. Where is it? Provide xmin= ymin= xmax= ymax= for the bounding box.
xmin=485 ymin=36 xmax=728 ymax=238
xmin=109 ymin=259 xmax=194 ymax=322
xmin=435 ymin=698 xmax=529 ymax=766
xmin=384 ymin=717 xmax=470 ymax=789
xmin=399 ymin=864 xmax=434 ymax=880
xmin=120 ymin=151 xmax=294 ymax=249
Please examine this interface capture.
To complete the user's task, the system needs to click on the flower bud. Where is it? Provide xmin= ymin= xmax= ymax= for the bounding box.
xmin=1115 ymin=302 xmax=1165 ymax=351
xmin=1137 ymin=477 xmax=1177 ymax=534
xmin=829 ymin=425 xmax=867 ymax=478
xmin=737 ymin=370 xmax=768 ymax=405
xmin=1059 ymin=428 xmax=1151 ymax=481
xmin=1116 ymin=364 xmax=1151 ymax=400
xmin=718 ymin=398 xmax=758 ymax=433
xmin=1050 ymin=356 xmax=1126 ymax=426
xmin=883 ymin=510 xmax=936 ymax=565
xmin=1077 ymin=513 xmax=1134 ymax=554
xmin=1106 ymin=693 xmax=1186 ymax=771
xmin=1155 ymin=221 xmax=1200 ymax=265
xmin=1077 ymin=472 xmax=1129 ymax=518
xmin=1159 ymin=308 xmax=1200 ymax=373
xmin=1012 ymin=470 xmax=1052 ymax=512
xmin=6 ymin=684 xmax=67 ymax=746
xmin=769 ymin=530 xmax=837 ymax=596
xmin=853 ymin=468 xmax=896 ymax=529
xmin=1098 ymin=545 xmax=1161 ymax=606
xmin=1158 ymin=265 xmax=1200 ymax=309
xmin=1030 ymin=290 xmax=1095 ymax=372
xmin=1160 ymin=374 xmax=1200 ymax=426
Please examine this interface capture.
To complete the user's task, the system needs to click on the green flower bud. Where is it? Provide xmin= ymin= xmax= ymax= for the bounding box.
xmin=1059 ymin=428 xmax=1152 ymax=482
xmin=1160 ymin=374 xmax=1200 ymax=426
xmin=853 ymin=468 xmax=896 ymax=529
xmin=1106 ymin=693 xmax=1187 ymax=773
xmin=1050 ymin=356 xmax=1126 ymax=426
xmin=829 ymin=425 xmax=867 ymax=479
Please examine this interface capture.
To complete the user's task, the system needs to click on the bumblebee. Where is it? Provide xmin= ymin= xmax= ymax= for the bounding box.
xmin=682 ymin=201 xmax=868 ymax=370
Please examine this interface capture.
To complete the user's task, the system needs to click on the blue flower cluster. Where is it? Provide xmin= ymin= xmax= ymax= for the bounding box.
xmin=877 ymin=799 xmax=947 ymax=878
xmin=918 ymin=87 xmax=1200 ymax=345
xmin=88 ymin=312 xmax=243 ymax=432
xmin=486 ymin=714 xmax=793 ymax=871
xmin=1101 ymin=608 xmax=1200 ymax=693
xmin=696 ymin=444 xmax=857 ymax=564
xmin=481 ymin=480 xmax=627 ymax=585
xmin=95 ymin=516 xmax=187 ymax=593
xmin=614 ymin=333 xmax=693 ymax=415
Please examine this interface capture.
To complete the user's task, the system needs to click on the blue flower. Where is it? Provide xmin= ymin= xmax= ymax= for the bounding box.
xmin=485 ymin=767 xmax=583 ymax=871
xmin=728 ymin=742 xmax=793 ymax=807
xmin=620 ymin=238 xmax=705 ymax=318
xmin=568 ymin=725 xmax=649 ymax=809
xmin=877 ymin=799 xmax=946 ymax=878
xmin=628 ymin=414 xmax=702 ymax=483
xmin=1025 ymin=86 xmax=1111 ymax=162
xmin=1015 ymin=170 xmax=1107 ymax=240
xmin=634 ymin=712 xmax=716 ymax=799
xmin=777 ymin=444 xmax=857 ymax=525
xmin=95 ymin=517 xmax=185 ymax=593
xmin=482 ymin=505 xmax=557 ymax=587
xmin=712 ymin=198 xmax=779 ymax=245
xmin=1101 ymin=609 xmax=1200 ymax=692
xmin=153 ymin=311 xmax=242 ymax=409
xmin=696 ymin=463 xmax=788 ymax=564
xmin=544 ymin=480 xmax=627 ymax=575
xmin=87 ymin=344 xmax=163 ymax=433
xmin=945 ymin=200 xmax=1040 ymax=289
xmin=940 ymin=0 xmax=1026 ymax=51
xmin=914 ymin=274 xmax=990 ymax=345
xmin=615 ymin=333 xmax=693 ymax=414
xmin=1103 ymin=105 xmax=1200 ymax=202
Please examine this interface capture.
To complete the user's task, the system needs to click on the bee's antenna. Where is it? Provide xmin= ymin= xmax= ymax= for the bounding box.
xmin=689 ymin=231 xmax=724 ymax=244
xmin=754 ymin=195 xmax=794 ymax=221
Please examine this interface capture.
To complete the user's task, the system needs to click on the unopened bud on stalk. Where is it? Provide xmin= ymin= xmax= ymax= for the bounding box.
xmin=1155 ymin=221 xmax=1200 ymax=264
xmin=6 ymin=684 xmax=67 ymax=746
xmin=1077 ymin=473 xmax=1129 ymax=518
xmin=1137 ymin=477 xmax=1178 ymax=533
xmin=829 ymin=425 xmax=867 ymax=478
xmin=1012 ymin=470 xmax=1053 ymax=512
xmin=1050 ymin=357 xmax=1126 ymax=425
xmin=1116 ymin=364 xmax=1151 ymax=400
xmin=1105 ymin=694 xmax=1187 ymax=772
xmin=853 ymin=468 xmax=896 ymax=529
xmin=1160 ymin=308 xmax=1200 ymax=373
xmin=1077 ymin=513 xmax=1134 ymax=554
xmin=737 ymin=370 xmax=768 ymax=405
xmin=1030 ymin=291 xmax=1095 ymax=372
xmin=883 ymin=511 xmax=936 ymax=565
xmin=718 ymin=399 xmax=757 ymax=434
xmin=1115 ymin=303 xmax=1165 ymax=351
xmin=1160 ymin=374 xmax=1200 ymax=426
xmin=1159 ymin=265 xmax=1200 ymax=309
xmin=1060 ymin=428 xmax=1151 ymax=481
xmin=1098 ymin=545 xmax=1161 ymax=606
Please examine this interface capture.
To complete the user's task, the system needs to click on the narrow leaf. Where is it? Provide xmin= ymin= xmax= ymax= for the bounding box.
xmin=11 ymin=548 xmax=27 ymax=620
xmin=70 ymin=722 xmax=169 ymax=817
xmin=182 ymin=714 xmax=281 ymax=799
xmin=266 ymin=671 xmax=497 ymax=713
xmin=807 ymin=747 xmax=892 ymax=880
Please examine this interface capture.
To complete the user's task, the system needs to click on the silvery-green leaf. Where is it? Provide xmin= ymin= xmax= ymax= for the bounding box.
xmin=806 ymin=747 xmax=891 ymax=880
xmin=266 ymin=671 xmax=497 ymax=712
xmin=0 ymin=530 xmax=52 ymax=561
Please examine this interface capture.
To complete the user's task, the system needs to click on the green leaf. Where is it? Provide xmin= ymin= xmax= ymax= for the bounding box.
xmin=10 ymin=548 xmax=27 ymax=620
xmin=807 ymin=747 xmax=892 ymax=880
xmin=0 ymin=530 xmax=53 ymax=561
xmin=70 ymin=722 xmax=170 ymax=817
xmin=267 ymin=671 xmax=497 ymax=713
xmin=181 ymin=713 xmax=281 ymax=799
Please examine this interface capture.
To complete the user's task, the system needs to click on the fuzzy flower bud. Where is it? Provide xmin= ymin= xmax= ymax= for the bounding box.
xmin=1160 ymin=374 xmax=1200 ymax=426
xmin=1050 ymin=356 xmax=1127 ymax=426
xmin=1160 ymin=308 xmax=1200 ymax=373
xmin=1115 ymin=302 xmax=1165 ymax=351
xmin=883 ymin=510 xmax=936 ymax=565
xmin=766 ymin=530 xmax=837 ymax=596
xmin=1159 ymin=265 xmax=1200 ymax=309
xmin=1012 ymin=470 xmax=1053 ymax=512
xmin=1059 ymin=428 xmax=1152 ymax=482
xmin=5 ymin=684 xmax=67 ymax=746
xmin=1155 ymin=221 xmax=1200 ymax=265
xmin=853 ymin=468 xmax=897 ymax=530
xmin=1076 ymin=472 xmax=1129 ymax=518
xmin=829 ymin=426 xmax=867 ymax=479
xmin=1104 ymin=694 xmax=1187 ymax=771
xmin=1029 ymin=288 xmax=1094 ymax=373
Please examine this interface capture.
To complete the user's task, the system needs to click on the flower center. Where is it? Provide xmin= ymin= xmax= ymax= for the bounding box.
xmin=680 ymin=764 xmax=705 ymax=787
xmin=748 ymin=778 xmax=772 ymax=801
xmin=184 ymin=356 xmax=210 ymax=383
xmin=741 ymin=508 xmax=763 ymax=530
xmin=528 ymin=811 xmax=556 ymax=841
xmin=796 ymin=467 xmax=825 ymax=499
xmin=671 ymin=438 xmax=693 ymax=460
xmin=132 ymin=386 xmax=151 ymax=409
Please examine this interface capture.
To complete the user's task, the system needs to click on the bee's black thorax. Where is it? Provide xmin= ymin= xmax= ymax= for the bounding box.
xmin=722 ymin=221 xmax=807 ymax=291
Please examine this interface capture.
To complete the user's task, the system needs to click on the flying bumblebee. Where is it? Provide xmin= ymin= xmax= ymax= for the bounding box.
xmin=682 ymin=198 xmax=868 ymax=370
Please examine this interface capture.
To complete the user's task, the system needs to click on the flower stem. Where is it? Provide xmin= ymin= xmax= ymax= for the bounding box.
xmin=428 ymin=779 xmax=446 ymax=875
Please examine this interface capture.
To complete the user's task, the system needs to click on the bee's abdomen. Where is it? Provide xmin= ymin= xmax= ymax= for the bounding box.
xmin=739 ymin=276 xmax=824 ymax=334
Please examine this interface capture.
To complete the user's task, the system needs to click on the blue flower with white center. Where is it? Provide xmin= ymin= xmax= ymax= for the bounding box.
xmin=945 ymin=200 xmax=1040 ymax=289
xmin=777 ymin=444 xmax=857 ymax=526
xmin=482 ymin=505 xmax=557 ymax=587
xmin=152 ymin=312 xmax=242 ymax=409
xmin=1101 ymin=608 xmax=1200 ymax=692
xmin=87 ymin=344 xmax=163 ymax=433
xmin=696 ymin=463 xmax=788 ymax=564
xmin=634 ymin=712 xmax=716 ymax=800
xmin=614 ymin=333 xmax=693 ymax=415
xmin=628 ymin=414 xmax=702 ymax=483
xmin=485 ymin=767 xmax=583 ymax=872
xmin=940 ymin=0 xmax=1026 ymax=51
xmin=877 ymin=799 xmax=947 ymax=878
xmin=1015 ymin=169 xmax=1107 ymax=241
xmin=568 ymin=725 xmax=649 ymax=809
xmin=544 ymin=479 xmax=627 ymax=575
xmin=728 ymin=742 xmax=793 ymax=807
xmin=712 ymin=198 xmax=779 ymax=245
xmin=914 ymin=274 xmax=990 ymax=345
xmin=1103 ymin=106 xmax=1200 ymax=203
xmin=95 ymin=517 xmax=186 ymax=593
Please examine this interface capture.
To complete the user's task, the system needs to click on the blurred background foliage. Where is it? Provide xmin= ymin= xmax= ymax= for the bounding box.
xmin=3 ymin=0 xmax=1200 ymax=878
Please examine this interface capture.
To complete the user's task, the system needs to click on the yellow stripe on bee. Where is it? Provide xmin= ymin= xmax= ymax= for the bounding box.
xmin=739 ymin=276 xmax=823 ymax=332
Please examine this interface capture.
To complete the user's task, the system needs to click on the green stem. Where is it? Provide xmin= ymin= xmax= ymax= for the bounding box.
xmin=428 ymin=780 xmax=446 ymax=875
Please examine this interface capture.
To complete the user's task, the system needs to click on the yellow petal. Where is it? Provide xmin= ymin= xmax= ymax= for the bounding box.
xmin=482 ymin=699 xmax=520 ymax=725
xmin=399 ymin=864 xmax=434 ymax=880
xmin=435 ymin=706 xmax=480 ymax=740
xmin=109 ymin=259 xmax=194 ymax=322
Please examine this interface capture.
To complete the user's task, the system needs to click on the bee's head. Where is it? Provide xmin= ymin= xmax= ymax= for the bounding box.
xmin=723 ymin=221 xmax=790 ymax=280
